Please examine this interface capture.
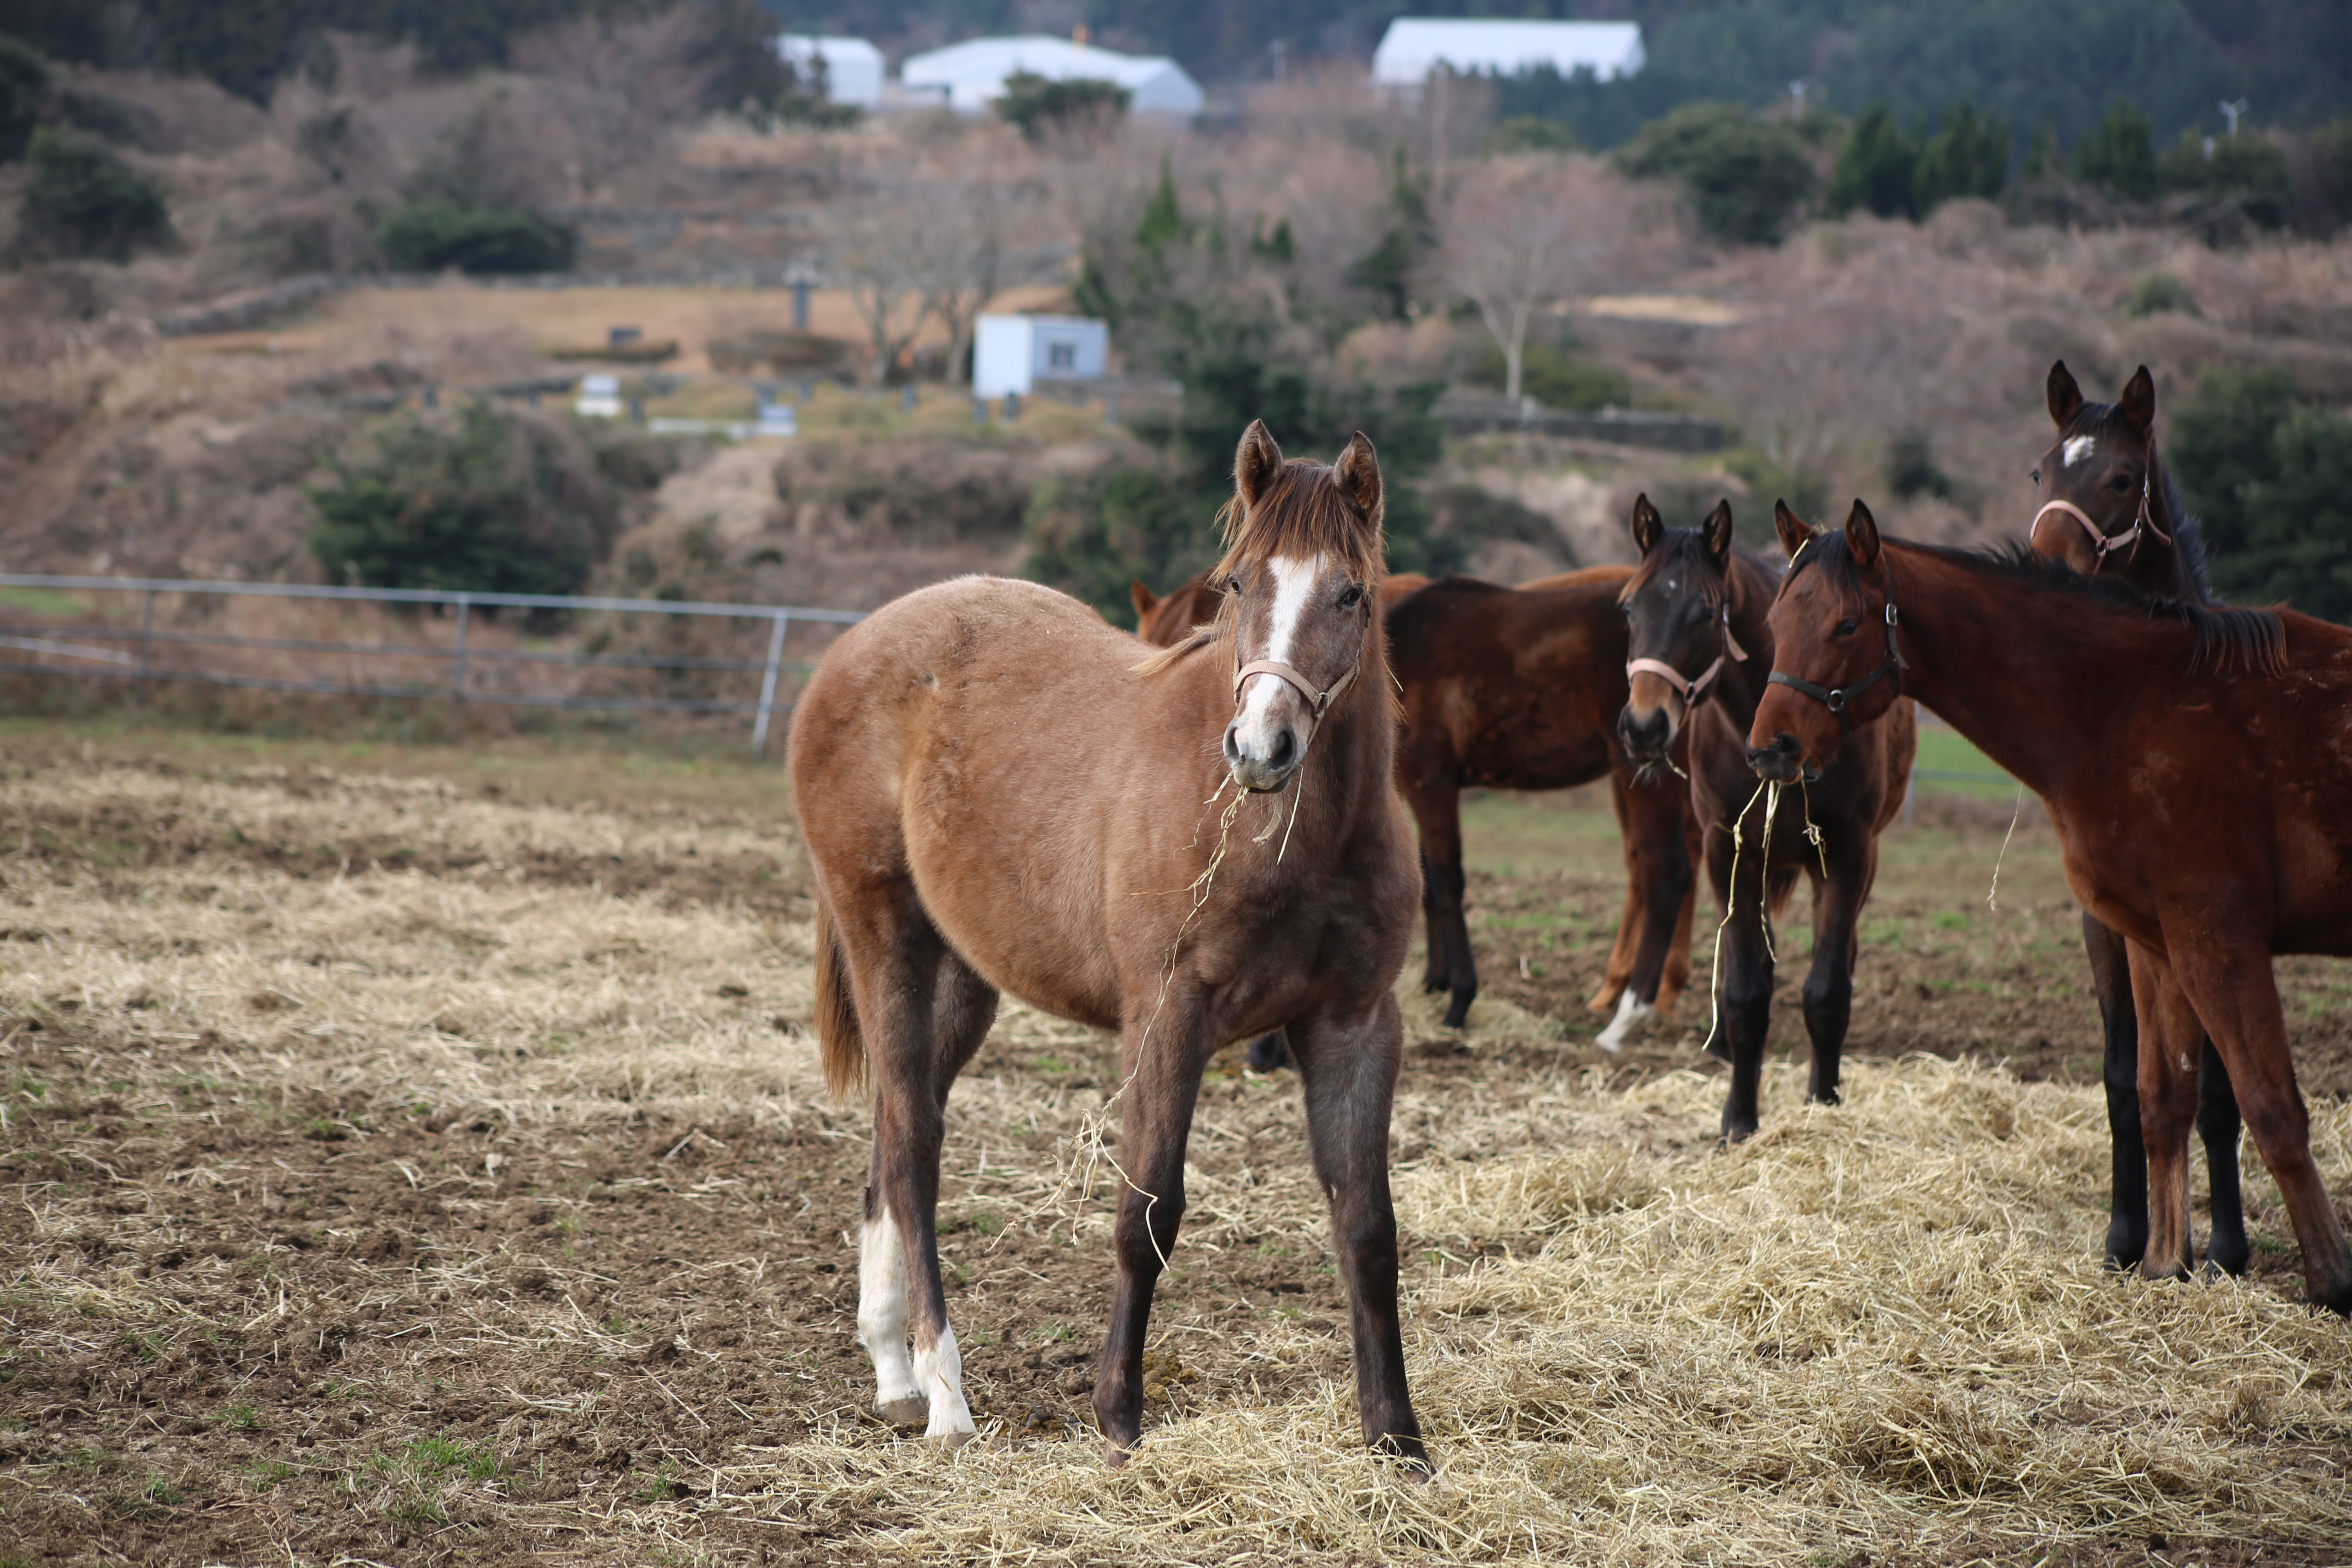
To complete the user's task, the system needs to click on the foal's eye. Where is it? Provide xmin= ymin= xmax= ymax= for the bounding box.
xmin=1833 ymin=618 xmax=1860 ymax=638
xmin=2110 ymin=473 xmax=2135 ymax=491
xmin=1338 ymin=585 xmax=1364 ymax=610
xmin=2029 ymin=467 xmax=2042 ymax=486
xmin=1227 ymin=575 xmax=1243 ymax=595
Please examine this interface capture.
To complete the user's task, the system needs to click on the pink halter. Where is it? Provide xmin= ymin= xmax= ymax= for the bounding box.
xmin=1624 ymin=608 xmax=1749 ymax=706
xmin=2031 ymin=477 xmax=2171 ymax=568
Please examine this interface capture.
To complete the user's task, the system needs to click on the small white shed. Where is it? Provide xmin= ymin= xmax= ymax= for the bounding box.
xmin=1372 ymin=19 xmax=1646 ymax=87
xmin=973 ymin=314 xmax=1108 ymax=397
xmin=775 ymin=35 xmax=885 ymax=110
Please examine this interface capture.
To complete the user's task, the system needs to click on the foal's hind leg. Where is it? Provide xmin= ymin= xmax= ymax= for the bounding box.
xmin=844 ymin=883 xmax=997 ymax=1443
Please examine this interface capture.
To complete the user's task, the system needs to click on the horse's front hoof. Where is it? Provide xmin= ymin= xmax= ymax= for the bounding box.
xmin=875 ymin=1394 xmax=929 ymax=1426
xmin=1441 ymin=993 xmax=1474 ymax=1029
xmin=926 ymin=1422 xmax=977 ymax=1449
xmin=1103 ymin=1441 xmax=1136 ymax=1469
xmin=1719 ymin=1120 xmax=1757 ymax=1146
xmin=2205 ymin=1231 xmax=2251 ymax=1279
xmin=1808 ymin=1086 xmax=1841 ymax=1107
xmin=2102 ymin=1218 xmax=2147 ymax=1273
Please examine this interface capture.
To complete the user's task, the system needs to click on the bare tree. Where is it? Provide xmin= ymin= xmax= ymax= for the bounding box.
xmin=1439 ymin=155 xmax=1637 ymax=402
xmin=815 ymin=193 xmax=939 ymax=383
xmin=510 ymin=7 xmax=712 ymax=198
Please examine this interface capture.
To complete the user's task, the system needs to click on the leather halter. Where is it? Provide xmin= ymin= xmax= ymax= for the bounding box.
xmin=1626 ymin=608 xmax=1748 ymax=707
xmin=1765 ymin=542 xmax=1906 ymax=735
xmin=1231 ymin=598 xmax=1371 ymax=744
xmin=2031 ymin=474 xmax=2171 ymax=570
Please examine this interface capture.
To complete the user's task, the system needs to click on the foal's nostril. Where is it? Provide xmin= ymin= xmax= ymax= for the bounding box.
xmin=1268 ymin=728 xmax=1295 ymax=767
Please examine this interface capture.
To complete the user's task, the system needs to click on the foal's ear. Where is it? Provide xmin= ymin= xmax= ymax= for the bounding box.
xmin=2047 ymin=360 xmax=2084 ymax=428
xmin=1129 ymin=580 xmax=1159 ymax=624
xmin=1701 ymin=499 xmax=1735 ymax=570
xmin=1629 ymin=493 xmax=1665 ymax=556
xmin=1844 ymin=498 xmax=1882 ymax=568
xmin=1234 ymin=419 xmax=1285 ymax=510
xmin=2118 ymin=364 xmax=2156 ymax=436
xmin=1772 ymin=499 xmax=1817 ymax=562
xmin=1333 ymin=430 xmax=1383 ymax=521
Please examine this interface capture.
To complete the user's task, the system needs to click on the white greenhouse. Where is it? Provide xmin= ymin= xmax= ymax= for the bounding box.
xmin=1371 ymin=19 xmax=1645 ymax=87
xmin=899 ymin=36 xmax=1203 ymax=117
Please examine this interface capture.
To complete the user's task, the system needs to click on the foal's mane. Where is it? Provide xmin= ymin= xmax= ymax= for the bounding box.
xmin=1619 ymin=530 xmax=1784 ymax=613
xmin=2053 ymin=396 xmax=2218 ymax=604
xmin=1788 ymin=530 xmax=2287 ymax=677
xmin=1132 ymin=457 xmax=1386 ymax=677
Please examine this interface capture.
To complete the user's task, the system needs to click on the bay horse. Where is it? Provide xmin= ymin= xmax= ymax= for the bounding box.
xmin=1614 ymin=496 xmax=1915 ymax=1140
xmin=1746 ymin=503 xmax=2352 ymax=1315
xmin=1141 ymin=568 xmax=1703 ymax=1042
xmin=2031 ymin=360 xmax=2247 ymax=1277
xmin=792 ymin=421 xmax=1431 ymax=1464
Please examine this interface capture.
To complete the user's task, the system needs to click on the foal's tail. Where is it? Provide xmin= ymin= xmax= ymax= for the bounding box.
xmin=811 ymin=891 xmax=868 ymax=1101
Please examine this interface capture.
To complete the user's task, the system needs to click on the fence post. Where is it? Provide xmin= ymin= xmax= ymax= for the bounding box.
xmin=450 ymin=595 xmax=470 ymax=720
xmin=751 ymin=611 xmax=790 ymax=760
xmin=134 ymin=586 xmax=155 ymax=707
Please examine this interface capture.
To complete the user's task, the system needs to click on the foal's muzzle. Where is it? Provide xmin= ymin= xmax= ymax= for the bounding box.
xmin=1617 ymin=703 xmax=1677 ymax=765
xmin=1224 ymin=716 xmax=1301 ymax=793
xmin=1747 ymin=733 xmax=1804 ymax=784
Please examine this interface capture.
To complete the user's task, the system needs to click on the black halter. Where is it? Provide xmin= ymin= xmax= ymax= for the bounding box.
xmin=1766 ymin=541 xmax=1907 ymax=735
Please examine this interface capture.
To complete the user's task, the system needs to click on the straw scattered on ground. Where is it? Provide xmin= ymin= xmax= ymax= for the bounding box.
xmin=1 ymin=750 xmax=2347 ymax=1566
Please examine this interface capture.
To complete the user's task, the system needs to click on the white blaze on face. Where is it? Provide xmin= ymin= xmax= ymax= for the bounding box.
xmin=1230 ymin=554 xmax=1324 ymax=755
xmin=858 ymin=1205 xmax=924 ymax=1421
xmin=2062 ymin=435 xmax=2098 ymax=468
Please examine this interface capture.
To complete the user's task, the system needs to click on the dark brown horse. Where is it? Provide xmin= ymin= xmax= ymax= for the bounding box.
xmin=2030 ymin=360 xmax=2247 ymax=1276
xmin=793 ymin=421 xmax=1430 ymax=1464
xmin=1143 ymin=568 xmax=1702 ymax=1039
xmin=1615 ymin=497 xmax=1914 ymax=1140
xmin=1747 ymin=506 xmax=2352 ymax=1314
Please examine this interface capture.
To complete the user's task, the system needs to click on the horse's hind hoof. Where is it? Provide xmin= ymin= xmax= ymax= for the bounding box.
xmin=875 ymin=1394 xmax=929 ymax=1426
xmin=1245 ymin=1033 xmax=1290 ymax=1072
xmin=925 ymin=1422 xmax=977 ymax=1449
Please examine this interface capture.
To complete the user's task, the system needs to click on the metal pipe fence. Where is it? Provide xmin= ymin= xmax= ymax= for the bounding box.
xmin=0 ymin=575 xmax=863 ymax=758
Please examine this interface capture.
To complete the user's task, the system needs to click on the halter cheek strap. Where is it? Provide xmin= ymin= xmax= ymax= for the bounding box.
xmin=2031 ymin=477 xmax=2172 ymax=568
xmin=1624 ymin=611 xmax=1750 ymax=706
xmin=1765 ymin=545 xmax=1907 ymax=736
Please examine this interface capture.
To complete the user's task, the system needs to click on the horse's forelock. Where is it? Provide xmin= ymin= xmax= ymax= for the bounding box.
xmin=1214 ymin=460 xmax=1385 ymax=583
xmin=1775 ymin=530 xmax=1875 ymax=620
xmin=1619 ymin=529 xmax=1729 ymax=609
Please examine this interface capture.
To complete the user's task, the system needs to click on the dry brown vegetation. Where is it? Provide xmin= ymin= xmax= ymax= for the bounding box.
xmin=0 ymin=730 xmax=2347 ymax=1565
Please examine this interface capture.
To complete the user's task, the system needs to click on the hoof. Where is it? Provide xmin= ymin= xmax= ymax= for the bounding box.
xmin=2102 ymin=1219 xmax=2147 ymax=1273
xmin=1422 ymin=975 xmax=1448 ymax=995
xmin=1441 ymin=993 xmax=1474 ymax=1030
xmin=925 ymin=1421 xmax=977 ymax=1448
xmin=1808 ymin=1086 xmax=1841 ymax=1107
xmin=1595 ymin=993 xmax=1654 ymax=1054
xmin=1703 ymin=1035 xmax=1733 ymax=1065
xmin=875 ymin=1394 xmax=929 ymax=1426
xmin=1103 ymin=1441 xmax=1135 ymax=1469
xmin=2205 ymin=1232 xmax=2251 ymax=1279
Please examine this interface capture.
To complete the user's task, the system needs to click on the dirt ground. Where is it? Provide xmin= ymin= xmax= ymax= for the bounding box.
xmin=1 ymin=726 xmax=2347 ymax=1567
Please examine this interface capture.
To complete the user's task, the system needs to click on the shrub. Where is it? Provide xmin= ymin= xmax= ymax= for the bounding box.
xmin=0 ymin=34 xmax=48 ymax=162
xmin=993 ymin=71 xmax=1129 ymax=140
xmin=1470 ymin=341 xmax=1632 ymax=412
xmin=1886 ymin=432 xmax=1953 ymax=501
xmin=1485 ymin=117 xmax=1579 ymax=154
xmin=2157 ymin=131 xmax=2292 ymax=229
xmin=1914 ymin=105 xmax=2009 ymax=210
xmin=376 ymin=201 xmax=576 ymax=276
xmin=2074 ymin=102 xmax=2157 ymax=200
xmin=2122 ymin=272 xmax=2200 ymax=318
xmin=308 ymin=401 xmax=618 ymax=598
xmin=1827 ymin=104 xmax=1917 ymax=220
xmin=2171 ymin=365 xmax=2352 ymax=622
xmin=1615 ymin=103 xmax=1816 ymax=244
xmin=2309 ymin=120 xmax=2352 ymax=233
xmin=15 ymin=125 xmax=169 ymax=260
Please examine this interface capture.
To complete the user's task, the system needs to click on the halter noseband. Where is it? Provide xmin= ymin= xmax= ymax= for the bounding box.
xmin=1764 ymin=542 xmax=1907 ymax=735
xmin=1625 ymin=607 xmax=1749 ymax=707
xmin=2030 ymin=466 xmax=2172 ymax=571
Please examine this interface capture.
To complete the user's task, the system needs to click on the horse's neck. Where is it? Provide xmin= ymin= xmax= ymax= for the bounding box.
xmin=1713 ymin=559 xmax=1778 ymax=730
xmin=1885 ymin=543 xmax=2110 ymax=799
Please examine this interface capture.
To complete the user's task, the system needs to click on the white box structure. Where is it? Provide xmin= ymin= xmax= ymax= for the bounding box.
xmin=775 ymin=35 xmax=885 ymax=109
xmin=575 ymin=373 xmax=622 ymax=419
xmin=973 ymin=314 xmax=1108 ymax=398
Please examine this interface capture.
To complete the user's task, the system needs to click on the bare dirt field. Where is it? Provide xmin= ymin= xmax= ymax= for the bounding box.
xmin=1 ymin=724 xmax=2348 ymax=1567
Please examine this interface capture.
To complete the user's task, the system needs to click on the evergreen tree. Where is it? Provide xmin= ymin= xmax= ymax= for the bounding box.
xmin=2074 ymin=101 xmax=2158 ymax=200
xmin=1826 ymin=104 xmax=1918 ymax=220
xmin=1914 ymin=103 xmax=2009 ymax=210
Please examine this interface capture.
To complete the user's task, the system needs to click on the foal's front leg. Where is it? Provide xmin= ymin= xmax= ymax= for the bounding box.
xmin=1093 ymin=1002 xmax=1216 ymax=1462
xmin=1707 ymin=822 xmax=1775 ymax=1141
xmin=1797 ymin=833 xmax=1877 ymax=1108
xmin=1290 ymin=992 xmax=1429 ymax=1470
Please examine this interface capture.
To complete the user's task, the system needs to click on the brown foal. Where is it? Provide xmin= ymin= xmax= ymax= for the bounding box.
xmin=1748 ymin=505 xmax=2351 ymax=1314
xmin=792 ymin=420 xmax=1431 ymax=1463
xmin=2029 ymin=360 xmax=2247 ymax=1276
